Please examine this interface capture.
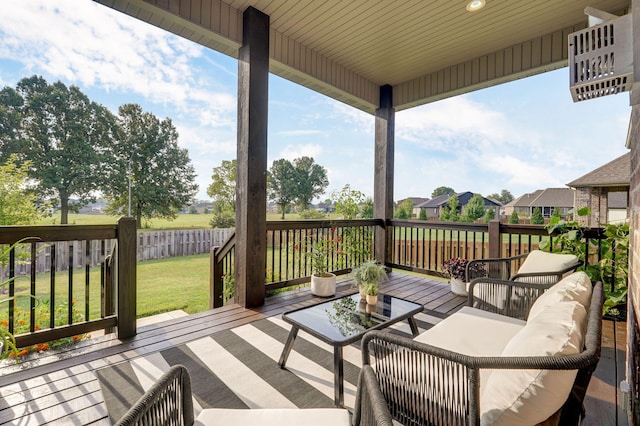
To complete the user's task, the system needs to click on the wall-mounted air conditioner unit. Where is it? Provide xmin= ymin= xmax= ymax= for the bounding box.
xmin=569 ymin=9 xmax=633 ymax=102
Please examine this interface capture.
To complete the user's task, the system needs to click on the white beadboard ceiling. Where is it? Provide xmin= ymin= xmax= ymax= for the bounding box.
xmin=96 ymin=0 xmax=629 ymax=113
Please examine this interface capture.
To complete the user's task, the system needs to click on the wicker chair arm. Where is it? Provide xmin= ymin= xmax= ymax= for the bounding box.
xmin=509 ymin=259 xmax=583 ymax=285
xmin=352 ymin=365 xmax=394 ymax=426
xmin=466 ymin=253 xmax=528 ymax=281
xmin=114 ymin=364 xmax=195 ymax=426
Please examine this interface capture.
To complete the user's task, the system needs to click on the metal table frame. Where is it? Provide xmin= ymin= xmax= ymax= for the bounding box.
xmin=277 ymin=293 xmax=423 ymax=407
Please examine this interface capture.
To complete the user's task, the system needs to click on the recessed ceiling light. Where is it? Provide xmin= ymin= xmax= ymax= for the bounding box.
xmin=466 ymin=0 xmax=486 ymax=12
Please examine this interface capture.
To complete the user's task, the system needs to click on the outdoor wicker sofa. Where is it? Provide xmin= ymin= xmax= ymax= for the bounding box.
xmin=465 ymin=249 xmax=583 ymax=285
xmin=115 ymin=363 xmax=393 ymax=426
xmin=362 ymin=272 xmax=603 ymax=426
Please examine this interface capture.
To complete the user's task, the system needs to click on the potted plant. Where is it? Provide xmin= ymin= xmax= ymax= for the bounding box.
xmin=351 ymin=260 xmax=387 ymax=302
xmin=443 ymin=257 xmax=477 ymax=296
xmin=308 ymin=238 xmax=337 ymax=297
xmin=364 ymin=282 xmax=379 ymax=305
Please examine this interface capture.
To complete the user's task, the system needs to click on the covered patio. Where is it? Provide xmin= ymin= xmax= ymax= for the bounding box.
xmin=0 ymin=273 xmax=627 ymax=424
xmin=1 ymin=0 xmax=639 ymax=424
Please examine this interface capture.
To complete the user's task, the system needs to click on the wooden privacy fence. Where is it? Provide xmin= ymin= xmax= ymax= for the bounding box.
xmin=3 ymin=228 xmax=233 ymax=277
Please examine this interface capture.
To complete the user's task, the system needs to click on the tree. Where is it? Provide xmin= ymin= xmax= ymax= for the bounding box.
xmin=207 ymin=159 xmax=236 ymax=211
xmin=268 ymin=159 xmax=296 ymax=219
xmin=292 ymin=157 xmax=329 ymax=212
xmin=463 ymin=194 xmax=486 ymax=222
xmin=487 ymin=189 xmax=514 ymax=204
xmin=0 ymin=86 xmax=25 ymax=164
xmin=440 ymin=195 xmax=460 ymax=222
xmin=8 ymin=76 xmax=119 ymax=224
xmin=552 ymin=206 xmax=562 ymax=219
xmin=531 ymin=207 xmax=545 ymax=224
xmin=331 ymin=184 xmax=365 ymax=219
xmin=418 ymin=208 xmax=427 ymax=220
xmin=509 ymin=210 xmax=520 ymax=224
xmin=104 ymin=104 xmax=198 ymax=228
xmin=483 ymin=208 xmax=495 ymax=223
xmin=0 ymin=155 xmax=41 ymax=225
xmin=395 ymin=199 xmax=414 ymax=219
xmin=360 ymin=197 xmax=374 ymax=219
xmin=432 ymin=186 xmax=455 ymax=198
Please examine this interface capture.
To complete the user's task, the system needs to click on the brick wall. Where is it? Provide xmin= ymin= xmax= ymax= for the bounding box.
xmin=574 ymin=187 xmax=607 ymax=226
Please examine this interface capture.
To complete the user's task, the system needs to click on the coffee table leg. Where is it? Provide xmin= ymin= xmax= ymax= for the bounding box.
xmin=334 ymin=346 xmax=344 ymax=407
xmin=278 ymin=326 xmax=299 ymax=368
xmin=408 ymin=316 xmax=420 ymax=337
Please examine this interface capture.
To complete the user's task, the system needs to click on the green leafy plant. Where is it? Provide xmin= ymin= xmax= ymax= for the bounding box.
xmin=352 ymin=261 xmax=387 ymax=290
xmin=222 ymin=273 xmax=235 ymax=303
xmin=540 ymin=207 xmax=629 ymax=316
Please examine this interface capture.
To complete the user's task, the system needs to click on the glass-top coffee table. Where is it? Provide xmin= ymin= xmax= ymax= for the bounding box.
xmin=278 ymin=293 xmax=423 ymax=407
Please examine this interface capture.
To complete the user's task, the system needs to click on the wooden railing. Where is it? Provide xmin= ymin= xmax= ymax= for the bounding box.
xmin=0 ymin=217 xmax=137 ymax=349
xmin=211 ymin=219 xmax=381 ymax=307
xmin=212 ymin=219 xmax=618 ymax=308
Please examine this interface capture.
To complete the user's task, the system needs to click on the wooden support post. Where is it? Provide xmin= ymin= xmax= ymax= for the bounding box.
xmin=117 ymin=217 xmax=137 ymax=339
xmin=374 ymin=85 xmax=395 ymax=265
xmin=210 ymin=246 xmax=223 ymax=308
xmin=236 ymin=6 xmax=269 ymax=307
xmin=488 ymin=219 xmax=501 ymax=259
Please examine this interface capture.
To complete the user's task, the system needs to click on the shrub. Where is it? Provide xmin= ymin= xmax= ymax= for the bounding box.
xmin=509 ymin=211 xmax=519 ymax=224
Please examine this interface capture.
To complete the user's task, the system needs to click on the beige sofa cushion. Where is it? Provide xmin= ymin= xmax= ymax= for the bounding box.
xmin=196 ymin=408 xmax=350 ymax=425
xmin=480 ymin=301 xmax=587 ymax=426
xmin=414 ymin=306 xmax=526 ymax=357
xmin=528 ymin=271 xmax=592 ymax=321
xmin=414 ymin=306 xmax=526 ymax=390
xmin=516 ymin=250 xmax=579 ymax=275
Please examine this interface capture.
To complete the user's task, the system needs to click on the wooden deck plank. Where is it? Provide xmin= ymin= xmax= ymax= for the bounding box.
xmin=0 ymin=271 xmax=627 ymax=425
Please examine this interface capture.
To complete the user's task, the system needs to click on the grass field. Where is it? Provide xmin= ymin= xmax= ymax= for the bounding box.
xmin=37 ymin=212 xmax=306 ymax=229
xmin=3 ymin=254 xmax=213 ymax=335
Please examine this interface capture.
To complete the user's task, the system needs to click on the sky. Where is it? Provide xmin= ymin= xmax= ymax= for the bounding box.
xmin=0 ymin=0 xmax=632 ymax=204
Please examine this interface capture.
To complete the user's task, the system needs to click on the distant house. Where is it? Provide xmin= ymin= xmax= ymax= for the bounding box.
xmin=415 ymin=191 xmax=501 ymax=220
xmin=567 ymin=152 xmax=630 ymax=226
xmin=503 ymin=188 xmax=574 ymax=219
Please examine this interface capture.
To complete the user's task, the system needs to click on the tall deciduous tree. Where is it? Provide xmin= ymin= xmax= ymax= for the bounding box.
xmin=207 ymin=159 xmax=236 ymax=211
xmin=9 ymin=76 xmax=118 ymax=224
xmin=0 ymin=155 xmax=41 ymax=225
xmin=268 ymin=159 xmax=296 ymax=219
xmin=487 ymin=189 xmax=514 ymax=204
xmin=105 ymin=104 xmax=198 ymax=228
xmin=331 ymin=184 xmax=365 ymax=220
xmin=0 ymin=87 xmax=24 ymax=164
xmin=432 ymin=186 xmax=455 ymax=198
xmin=292 ymin=157 xmax=328 ymax=212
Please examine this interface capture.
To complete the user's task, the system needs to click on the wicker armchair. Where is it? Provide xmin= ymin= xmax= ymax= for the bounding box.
xmin=362 ymin=278 xmax=603 ymax=426
xmin=466 ymin=250 xmax=583 ymax=285
xmin=116 ymin=364 xmax=392 ymax=426
xmin=115 ymin=364 xmax=194 ymax=426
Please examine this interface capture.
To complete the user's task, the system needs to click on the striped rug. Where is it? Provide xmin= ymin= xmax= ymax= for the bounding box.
xmin=96 ymin=311 xmax=442 ymax=423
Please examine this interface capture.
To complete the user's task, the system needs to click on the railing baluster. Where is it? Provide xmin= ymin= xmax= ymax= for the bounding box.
xmin=50 ymin=243 xmax=56 ymax=329
xmin=85 ymin=239 xmax=91 ymax=322
xmin=30 ymin=241 xmax=36 ymax=332
xmin=9 ymin=246 xmax=15 ymax=335
xmin=68 ymin=243 xmax=74 ymax=325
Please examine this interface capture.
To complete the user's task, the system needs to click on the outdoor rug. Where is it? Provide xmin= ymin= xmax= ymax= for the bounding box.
xmin=96 ymin=311 xmax=442 ymax=422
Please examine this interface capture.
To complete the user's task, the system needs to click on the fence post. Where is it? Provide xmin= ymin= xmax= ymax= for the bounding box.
xmin=117 ymin=217 xmax=137 ymax=339
xmin=210 ymin=246 xmax=223 ymax=308
xmin=488 ymin=220 xmax=501 ymax=258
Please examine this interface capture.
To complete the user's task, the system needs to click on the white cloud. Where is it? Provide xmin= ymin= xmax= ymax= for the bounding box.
xmin=276 ymin=144 xmax=323 ymax=161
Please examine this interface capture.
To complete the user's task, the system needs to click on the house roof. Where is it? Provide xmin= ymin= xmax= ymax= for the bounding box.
xmin=418 ymin=192 xmax=501 ymax=208
xmin=567 ymin=152 xmax=631 ymax=188
xmin=399 ymin=197 xmax=429 ymax=207
xmin=97 ymin=0 xmax=628 ymax=114
xmin=506 ymin=188 xmax=573 ymax=208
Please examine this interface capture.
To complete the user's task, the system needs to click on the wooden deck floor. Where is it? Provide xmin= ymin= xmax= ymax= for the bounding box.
xmin=0 ymin=272 xmax=628 ymax=425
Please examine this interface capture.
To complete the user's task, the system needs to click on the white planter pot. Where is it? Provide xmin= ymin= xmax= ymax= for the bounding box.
xmin=450 ymin=277 xmax=467 ymax=296
xmin=311 ymin=273 xmax=336 ymax=297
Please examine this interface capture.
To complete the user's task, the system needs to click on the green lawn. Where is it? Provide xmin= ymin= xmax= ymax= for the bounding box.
xmin=3 ymin=254 xmax=212 ymax=334
xmin=37 ymin=212 xmax=306 ymax=229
